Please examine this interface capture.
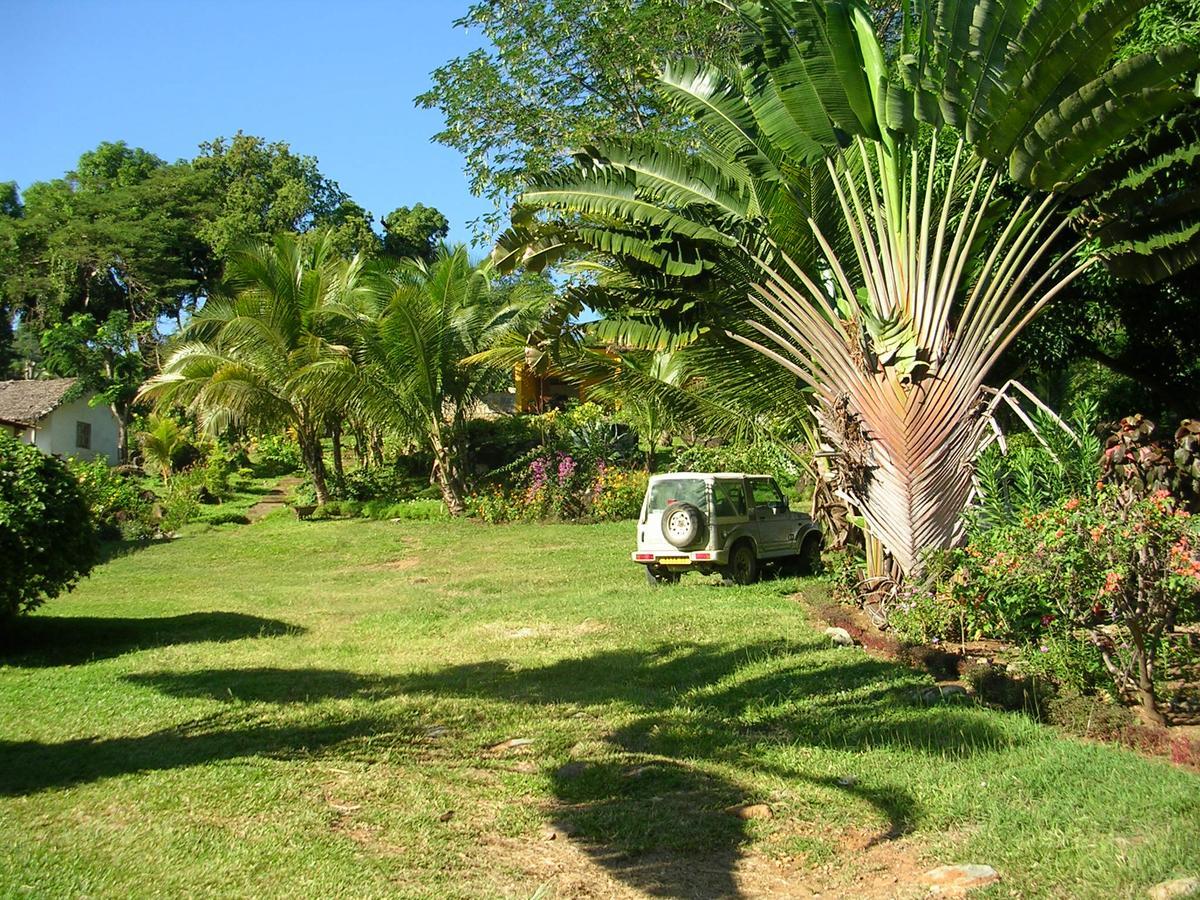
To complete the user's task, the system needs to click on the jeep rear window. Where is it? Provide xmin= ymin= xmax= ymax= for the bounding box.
xmin=646 ymin=478 xmax=707 ymax=513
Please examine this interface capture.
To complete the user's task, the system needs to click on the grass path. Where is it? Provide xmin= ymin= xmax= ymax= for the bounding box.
xmin=1 ymin=515 xmax=1198 ymax=898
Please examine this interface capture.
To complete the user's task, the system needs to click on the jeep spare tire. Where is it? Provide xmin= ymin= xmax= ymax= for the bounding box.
xmin=662 ymin=502 xmax=704 ymax=548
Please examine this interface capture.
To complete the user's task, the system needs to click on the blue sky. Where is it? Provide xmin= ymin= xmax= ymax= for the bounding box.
xmin=0 ymin=0 xmax=493 ymax=246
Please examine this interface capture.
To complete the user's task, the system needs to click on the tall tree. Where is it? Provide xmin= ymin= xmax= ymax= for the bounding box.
xmin=380 ymin=204 xmax=449 ymax=262
xmin=497 ymin=0 xmax=1200 ymax=578
xmin=417 ymin=0 xmax=741 ymax=231
xmin=191 ymin=132 xmax=352 ymax=259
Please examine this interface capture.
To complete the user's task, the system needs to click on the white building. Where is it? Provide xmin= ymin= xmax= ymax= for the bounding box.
xmin=0 ymin=378 xmax=120 ymax=465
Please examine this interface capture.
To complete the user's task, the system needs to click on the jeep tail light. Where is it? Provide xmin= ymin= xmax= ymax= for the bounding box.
xmin=634 ymin=553 xmax=655 ymax=561
xmin=692 ymin=552 xmax=713 ymax=560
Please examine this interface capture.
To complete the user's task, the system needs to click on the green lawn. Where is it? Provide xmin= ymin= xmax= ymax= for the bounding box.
xmin=1 ymin=514 xmax=1198 ymax=898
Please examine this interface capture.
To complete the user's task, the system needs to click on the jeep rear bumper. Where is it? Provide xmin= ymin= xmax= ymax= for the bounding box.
xmin=632 ymin=550 xmax=730 ymax=566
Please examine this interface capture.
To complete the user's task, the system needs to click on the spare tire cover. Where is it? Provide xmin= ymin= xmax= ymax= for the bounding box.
xmin=661 ymin=502 xmax=704 ymax=548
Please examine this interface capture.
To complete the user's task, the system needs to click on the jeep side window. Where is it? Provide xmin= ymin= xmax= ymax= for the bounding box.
xmin=750 ymin=478 xmax=784 ymax=508
xmin=714 ymin=481 xmax=746 ymax=517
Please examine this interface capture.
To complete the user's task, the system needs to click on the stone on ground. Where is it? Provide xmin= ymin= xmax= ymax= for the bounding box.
xmin=923 ymin=863 xmax=1000 ymax=895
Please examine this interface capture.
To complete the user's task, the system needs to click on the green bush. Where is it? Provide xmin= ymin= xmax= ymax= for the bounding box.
xmin=252 ymin=433 xmax=303 ymax=476
xmin=671 ymin=441 xmax=808 ymax=498
xmin=0 ymin=433 xmax=98 ymax=621
xmin=68 ymin=457 xmax=156 ymax=540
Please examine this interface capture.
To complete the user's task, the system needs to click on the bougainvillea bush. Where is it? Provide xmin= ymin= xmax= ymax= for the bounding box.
xmin=907 ymin=486 xmax=1200 ymax=724
xmin=0 ymin=433 xmax=98 ymax=623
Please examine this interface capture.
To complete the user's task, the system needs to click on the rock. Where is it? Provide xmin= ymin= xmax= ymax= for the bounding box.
xmin=836 ymin=776 xmax=857 ymax=787
xmin=725 ymin=803 xmax=773 ymax=820
xmin=489 ymin=737 xmax=534 ymax=753
xmin=923 ymin=864 xmax=999 ymax=895
xmin=824 ymin=627 xmax=854 ymax=647
xmin=1148 ymin=877 xmax=1200 ymax=899
xmin=425 ymin=725 xmax=449 ymax=738
xmin=437 ymin=810 xmax=454 ymax=822
xmin=543 ymin=826 xmax=570 ymax=841
xmin=555 ymin=761 xmax=588 ymax=780
xmin=922 ymin=684 xmax=970 ymax=704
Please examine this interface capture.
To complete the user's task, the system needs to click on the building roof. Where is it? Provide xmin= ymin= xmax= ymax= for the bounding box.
xmin=0 ymin=378 xmax=79 ymax=427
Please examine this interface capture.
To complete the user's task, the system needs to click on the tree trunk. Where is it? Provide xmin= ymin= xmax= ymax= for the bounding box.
xmin=1129 ymin=626 xmax=1166 ymax=727
xmin=645 ymin=439 xmax=657 ymax=474
xmin=330 ymin=420 xmax=345 ymax=494
xmin=299 ymin=429 xmax=330 ymax=506
xmin=429 ymin=428 xmax=468 ymax=516
xmin=111 ymin=403 xmax=130 ymax=464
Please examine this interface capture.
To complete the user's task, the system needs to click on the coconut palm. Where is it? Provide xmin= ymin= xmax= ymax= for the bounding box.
xmin=317 ymin=245 xmax=542 ymax=515
xmin=139 ymin=232 xmax=370 ymax=504
xmin=494 ymin=0 xmax=1200 ymax=577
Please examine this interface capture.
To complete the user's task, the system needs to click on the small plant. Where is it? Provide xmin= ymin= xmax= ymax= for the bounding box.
xmin=0 ymin=433 xmax=98 ymax=622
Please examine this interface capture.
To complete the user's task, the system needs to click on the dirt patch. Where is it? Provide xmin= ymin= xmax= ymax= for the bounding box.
xmin=479 ymin=824 xmax=932 ymax=899
xmin=356 ymin=557 xmax=419 ymax=573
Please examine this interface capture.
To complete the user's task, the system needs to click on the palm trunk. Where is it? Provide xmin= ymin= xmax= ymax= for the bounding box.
xmin=429 ymin=427 xmax=468 ymax=516
xmin=330 ymin=420 xmax=345 ymax=494
xmin=299 ymin=429 xmax=330 ymax=506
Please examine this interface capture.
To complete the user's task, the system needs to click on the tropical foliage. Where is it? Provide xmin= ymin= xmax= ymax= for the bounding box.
xmin=495 ymin=0 xmax=1200 ymax=577
xmin=139 ymin=232 xmax=371 ymax=504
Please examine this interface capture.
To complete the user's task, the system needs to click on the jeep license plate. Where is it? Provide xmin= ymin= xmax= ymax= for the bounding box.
xmin=658 ymin=557 xmax=690 ymax=565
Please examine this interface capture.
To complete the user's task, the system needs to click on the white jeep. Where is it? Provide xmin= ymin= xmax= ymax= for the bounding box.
xmin=632 ymin=472 xmax=822 ymax=585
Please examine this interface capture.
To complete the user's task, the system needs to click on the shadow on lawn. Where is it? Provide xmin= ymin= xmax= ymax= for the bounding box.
xmin=0 ymin=612 xmax=303 ymax=668
xmin=4 ymin=641 xmax=1022 ymax=898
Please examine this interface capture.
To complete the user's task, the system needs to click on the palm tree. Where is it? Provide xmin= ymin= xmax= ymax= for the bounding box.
xmin=318 ymin=245 xmax=541 ymax=515
xmin=137 ymin=414 xmax=188 ymax=483
xmin=494 ymin=0 xmax=1200 ymax=577
xmin=139 ymin=232 xmax=370 ymax=505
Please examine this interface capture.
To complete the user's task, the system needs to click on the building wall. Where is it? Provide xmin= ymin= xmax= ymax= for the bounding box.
xmin=28 ymin=396 xmax=120 ymax=464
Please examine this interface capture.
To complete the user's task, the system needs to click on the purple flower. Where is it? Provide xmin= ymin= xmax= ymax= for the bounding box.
xmin=557 ymin=454 xmax=577 ymax=483
xmin=1040 ymin=645 xmax=1049 ymax=653
xmin=529 ymin=457 xmax=548 ymax=490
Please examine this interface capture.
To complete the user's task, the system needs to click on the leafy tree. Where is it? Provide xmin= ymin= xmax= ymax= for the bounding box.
xmin=191 ymin=132 xmax=352 ymax=259
xmin=0 ymin=432 xmax=97 ymax=625
xmin=417 ymin=0 xmax=741 ymax=230
xmin=381 ymin=204 xmax=449 ymax=262
xmin=497 ymin=0 xmax=1200 ymax=578
xmin=0 ymin=147 xmax=216 ymax=330
xmin=39 ymin=312 xmax=150 ymax=462
xmin=140 ymin=232 xmax=371 ymax=504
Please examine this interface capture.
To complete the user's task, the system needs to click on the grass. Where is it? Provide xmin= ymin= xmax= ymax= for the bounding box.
xmin=1 ymin=516 xmax=1198 ymax=898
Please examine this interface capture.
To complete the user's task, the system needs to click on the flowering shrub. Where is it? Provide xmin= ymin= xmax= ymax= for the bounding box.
xmin=470 ymin=454 xmax=647 ymax=523
xmin=591 ymin=465 xmax=649 ymax=520
xmin=908 ymin=486 xmax=1200 ymax=723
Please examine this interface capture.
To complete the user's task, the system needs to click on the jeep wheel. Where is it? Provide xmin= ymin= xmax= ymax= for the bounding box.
xmin=794 ymin=533 xmax=823 ymax=576
xmin=646 ymin=566 xmax=681 ymax=586
xmin=723 ymin=543 xmax=759 ymax=585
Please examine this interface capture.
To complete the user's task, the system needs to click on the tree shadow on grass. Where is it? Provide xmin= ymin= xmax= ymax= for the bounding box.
xmin=0 ymin=612 xmax=303 ymax=668
xmin=6 ymin=642 xmax=1021 ymax=897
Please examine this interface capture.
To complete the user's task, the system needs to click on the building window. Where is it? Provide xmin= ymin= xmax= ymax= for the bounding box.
xmin=75 ymin=421 xmax=91 ymax=450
